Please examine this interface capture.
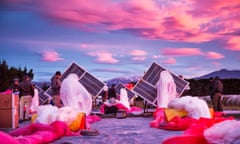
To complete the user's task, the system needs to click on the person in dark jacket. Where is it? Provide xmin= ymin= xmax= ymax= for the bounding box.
xmin=208 ymin=77 xmax=214 ymax=105
xmin=108 ymin=84 xmax=117 ymax=99
xmin=212 ymin=76 xmax=223 ymax=112
xmin=9 ymin=78 xmax=20 ymax=94
xmin=18 ymin=75 xmax=34 ymax=121
xmin=51 ymin=71 xmax=62 ymax=107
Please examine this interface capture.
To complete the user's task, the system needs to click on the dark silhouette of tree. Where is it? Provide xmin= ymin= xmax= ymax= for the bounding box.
xmin=183 ymin=78 xmax=240 ymax=96
xmin=0 ymin=59 xmax=34 ymax=92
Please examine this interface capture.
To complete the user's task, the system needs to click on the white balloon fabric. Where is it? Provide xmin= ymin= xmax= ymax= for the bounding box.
xmin=35 ymin=105 xmax=80 ymax=126
xmin=119 ymin=88 xmax=130 ymax=110
xmin=60 ymin=73 xmax=92 ymax=115
xmin=35 ymin=105 xmax=58 ymax=124
xmin=168 ymin=96 xmax=211 ymax=119
xmin=30 ymin=87 xmax=39 ymax=113
xmin=204 ymin=120 xmax=240 ymax=144
xmin=55 ymin=106 xmax=79 ymax=125
xmin=156 ymin=70 xmax=178 ymax=108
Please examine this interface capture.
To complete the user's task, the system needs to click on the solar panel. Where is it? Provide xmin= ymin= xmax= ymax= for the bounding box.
xmin=133 ymin=79 xmax=157 ymax=106
xmin=143 ymin=62 xmax=165 ymax=85
xmin=115 ymin=83 xmax=136 ymax=100
xmin=171 ymin=73 xmax=189 ymax=95
xmin=35 ymin=85 xmax=49 ymax=105
xmin=79 ymin=72 xmax=104 ymax=98
xmin=45 ymin=62 xmax=104 ymax=101
xmin=133 ymin=62 xmax=189 ymax=107
xmin=61 ymin=62 xmax=85 ymax=80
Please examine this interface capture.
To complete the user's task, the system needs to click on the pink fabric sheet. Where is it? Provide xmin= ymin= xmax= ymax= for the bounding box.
xmin=150 ymin=108 xmax=234 ymax=144
xmin=100 ymin=103 xmax=142 ymax=114
xmin=0 ymin=121 xmax=76 ymax=144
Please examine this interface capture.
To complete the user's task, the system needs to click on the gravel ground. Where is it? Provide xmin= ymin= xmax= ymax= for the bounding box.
xmin=52 ymin=117 xmax=183 ymax=144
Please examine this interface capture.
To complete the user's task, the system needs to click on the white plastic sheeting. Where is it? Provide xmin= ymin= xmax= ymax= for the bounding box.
xmin=156 ymin=70 xmax=178 ymax=108
xmin=35 ymin=105 xmax=79 ymax=126
xmin=119 ymin=88 xmax=130 ymax=110
xmin=35 ymin=105 xmax=58 ymax=124
xmin=60 ymin=73 xmax=92 ymax=115
xmin=30 ymin=88 xmax=39 ymax=113
xmin=168 ymin=96 xmax=211 ymax=119
xmin=204 ymin=120 xmax=240 ymax=144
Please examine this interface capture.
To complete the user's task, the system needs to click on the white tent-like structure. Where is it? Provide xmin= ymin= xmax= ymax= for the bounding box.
xmin=60 ymin=73 xmax=92 ymax=115
xmin=156 ymin=70 xmax=178 ymax=108
xmin=119 ymin=88 xmax=131 ymax=110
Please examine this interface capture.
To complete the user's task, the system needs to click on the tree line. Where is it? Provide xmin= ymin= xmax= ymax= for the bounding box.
xmin=0 ymin=59 xmax=34 ymax=92
xmin=183 ymin=78 xmax=240 ymax=96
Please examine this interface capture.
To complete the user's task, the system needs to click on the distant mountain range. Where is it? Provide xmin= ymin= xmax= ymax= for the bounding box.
xmin=195 ymin=69 xmax=240 ymax=79
xmin=106 ymin=75 xmax=141 ymax=86
xmin=106 ymin=69 xmax=240 ymax=85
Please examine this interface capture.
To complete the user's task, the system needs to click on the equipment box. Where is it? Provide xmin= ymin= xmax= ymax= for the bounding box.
xmin=0 ymin=94 xmax=19 ymax=129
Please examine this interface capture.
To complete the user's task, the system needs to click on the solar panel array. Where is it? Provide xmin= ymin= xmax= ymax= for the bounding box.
xmin=115 ymin=83 xmax=136 ymax=100
xmin=44 ymin=62 xmax=104 ymax=101
xmin=133 ymin=62 xmax=189 ymax=107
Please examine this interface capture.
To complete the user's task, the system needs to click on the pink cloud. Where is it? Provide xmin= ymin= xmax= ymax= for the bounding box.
xmin=129 ymin=49 xmax=147 ymax=56
xmin=152 ymin=55 xmax=162 ymax=59
xmin=163 ymin=57 xmax=176 ymax=64
xmin=211 ymin=62 xmax=221 ymax=68
xmin=88 ymin=51 xmax=119 ymax=64
xmin=225 ymin=37 xmax=240 ymax=50
xmin=41 ymin=51 xmax=64 ymax=62
xmin=161 ymin=48 xmax=203 ymax=56
xmin=129 ymin=49 xmax=147 ymax=61
xmin=80 ymin=44 xmax=89 ymax=49
xmin=3 ymin=0 xmax=240 ymax=46
xmin=131 ymin=56 xmax=146 ymax=61
xmin=206 ymin=51 xmax=224 ymax=59
xmin=188 ymin=66 xmax=201 ymax=71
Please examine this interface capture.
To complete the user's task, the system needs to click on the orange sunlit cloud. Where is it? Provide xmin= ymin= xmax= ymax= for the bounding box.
xmin=41 ymin=51 xmax=64 ymax=62
xmin=161 ymin=48 xmax=203 ymax=56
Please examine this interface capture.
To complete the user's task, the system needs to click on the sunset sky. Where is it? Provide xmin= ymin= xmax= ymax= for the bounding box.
xmin=0 ymin=0 xmax=240 ymax=82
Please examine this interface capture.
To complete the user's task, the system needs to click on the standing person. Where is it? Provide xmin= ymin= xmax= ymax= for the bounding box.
xmin=51 ymin=71 xmax=62 ymax=108
xmin=102 ymin=83 xmax=108 ymax=102
xmin=208 ymin=77 xmax=214 ymax=105
xmin=9 ymin=78 xmax=20 ymax=94
xmin=212 ymin=76 xmax=223 ymax=112
xmin=18 ymin=75 xmax=34 ymax=121
xmin=104 ymin=84 xmax=118 ymax=114
xmin=108 ymin=84 xmax=117 ymax=99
